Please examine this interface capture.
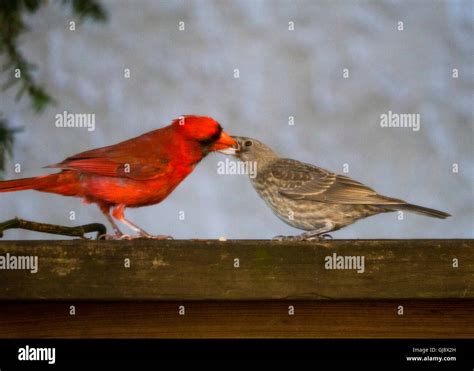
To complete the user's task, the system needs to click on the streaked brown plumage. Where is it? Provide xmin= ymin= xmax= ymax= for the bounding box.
xmin=230 ymin=136 xmax=450 ymax=240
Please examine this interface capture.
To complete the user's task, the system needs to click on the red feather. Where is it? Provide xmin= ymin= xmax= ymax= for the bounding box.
xmin=0 ymin=116 xmax=237 ymax=237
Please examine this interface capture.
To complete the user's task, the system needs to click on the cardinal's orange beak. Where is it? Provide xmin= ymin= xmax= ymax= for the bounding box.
xmin=213 ymin=130 xmax=239 ymax=154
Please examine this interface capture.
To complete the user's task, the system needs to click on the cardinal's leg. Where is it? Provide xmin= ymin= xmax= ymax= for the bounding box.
xmin=97 ymin=202 xmax=126 ymax=239
xmin=112 ymin=204 xmax=173 ymax=240
xmin=272 ymin=221 xmax=335 ymax=241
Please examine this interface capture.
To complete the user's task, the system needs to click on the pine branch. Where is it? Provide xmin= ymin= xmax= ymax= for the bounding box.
xmin=0 ymin=115 xmax=22 ymax=177
xmin=0 ymin=0 xmax=107 ymax=171
xmin=63 ymin=0 xmax=107 ymax=22
xmin=0 ymin=0 xmax=107 ymax=113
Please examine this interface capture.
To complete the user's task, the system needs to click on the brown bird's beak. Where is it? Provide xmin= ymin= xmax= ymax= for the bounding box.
xmin=214 ymin=131 xmax=240 ymax=155
xmin=220 ymin=135 xmax=243 ymax=156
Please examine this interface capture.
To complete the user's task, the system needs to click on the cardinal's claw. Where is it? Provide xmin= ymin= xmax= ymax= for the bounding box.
xmin=99 ymin=233 xmax=173 ymax=240
xmin=98 ymin=234 xmax=121 ymax=240
xmin=155 ymin=235 xmax=174 ymax=240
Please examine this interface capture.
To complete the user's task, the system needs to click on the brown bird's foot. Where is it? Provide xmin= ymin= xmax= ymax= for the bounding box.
xmin=272 ymin=234 xmax=310 ymax=241
xmin=319 ymin=233 xmax=333 ymax=240
xmin=272 ymin=223 xmax=334 ymax=241
xmin=273 ymin=235 xmax=293 ymax=241
xmin=272 ymin=231 xmax=332 ymax=241
xmin=272 ymin=233 xmax=332 ymax=241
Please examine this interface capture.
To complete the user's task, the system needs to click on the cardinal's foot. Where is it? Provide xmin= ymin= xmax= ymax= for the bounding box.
xmin=136 ymin=232 xmax=174 ymax=240
xmin=98 ymin=233 xmax=132 ymax=240
xmin=98 ymin=233 xmax=172 ymax=240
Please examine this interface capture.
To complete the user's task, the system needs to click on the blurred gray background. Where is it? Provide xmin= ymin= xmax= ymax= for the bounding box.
xmin=1 ymin=0 xmax=472 ymax=239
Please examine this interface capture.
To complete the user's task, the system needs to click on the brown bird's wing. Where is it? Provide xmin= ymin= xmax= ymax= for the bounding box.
xmin=46 ymin=135 xmax=171 ymax=180
xmin=273 ymin=159 xmax=404 ymax=205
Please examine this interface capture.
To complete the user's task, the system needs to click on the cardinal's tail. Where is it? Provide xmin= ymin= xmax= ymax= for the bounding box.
xmin=385 ymin=203 xmax=451 ymax=219
xmin=0 ymin=175 xmax=52 ymax=192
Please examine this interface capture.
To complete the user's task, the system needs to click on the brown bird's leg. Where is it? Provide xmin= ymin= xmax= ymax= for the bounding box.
xmin=273 ymin=221 xmax=335 ymax=241
xmin=97 ymin=202 xmax=125 ymax=239
xmin=112 ymin=204 xmax=173 ymax=240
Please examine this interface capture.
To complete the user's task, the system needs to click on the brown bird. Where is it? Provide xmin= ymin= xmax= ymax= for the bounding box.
xmin=229 ymin=136 xmax=450 ymax=240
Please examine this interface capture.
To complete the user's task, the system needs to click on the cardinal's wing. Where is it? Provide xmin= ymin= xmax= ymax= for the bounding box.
xmin=272 ymin=159 xmax=404 ymax=205
xmin=46 ymin=135 xmax=170 ymax=180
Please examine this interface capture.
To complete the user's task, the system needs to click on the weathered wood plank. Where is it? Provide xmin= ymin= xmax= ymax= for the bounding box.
xmin=0 ymin=239 xmax=472 ymax=300
xmin=0 ymin=300 xmax=472 ymax=338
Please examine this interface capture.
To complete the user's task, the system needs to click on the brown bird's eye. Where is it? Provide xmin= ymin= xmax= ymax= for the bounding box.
xmin=244 ymin=140 xmax=253 ymax=147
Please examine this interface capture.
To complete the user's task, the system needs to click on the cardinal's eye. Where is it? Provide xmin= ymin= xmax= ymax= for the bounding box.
xmin=244 ymin=140 xmax=253 ymax=147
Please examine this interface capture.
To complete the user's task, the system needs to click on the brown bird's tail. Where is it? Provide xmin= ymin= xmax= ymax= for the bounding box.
xmin=385 ymin=203 xmax=451 ymax=219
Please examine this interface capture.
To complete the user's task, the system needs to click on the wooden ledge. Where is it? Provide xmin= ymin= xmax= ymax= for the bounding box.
xmin=0 ymin=239 xmax=472 ymax=300
xmin=0 ymin=300 xmax=472 ymax=338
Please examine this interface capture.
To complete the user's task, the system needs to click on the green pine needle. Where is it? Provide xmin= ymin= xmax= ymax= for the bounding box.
xmin=0 ymin=0 xmax=107 ymax=171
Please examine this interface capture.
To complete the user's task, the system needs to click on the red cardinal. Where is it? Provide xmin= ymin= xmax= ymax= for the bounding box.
xmin=0 ymin=115 xmax=237 ymax=239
